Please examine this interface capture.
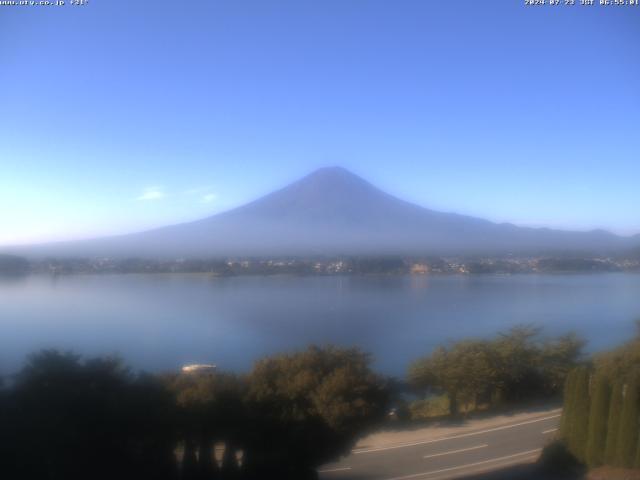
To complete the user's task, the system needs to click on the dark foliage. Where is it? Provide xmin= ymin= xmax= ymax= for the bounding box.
xmin=567 ymin=367 xmax=590 ymax=462
xmin=585 ymin=374 xmax=610 ymax=467
xmin=408 ymin=326 xmax=584 ymax=415
xmin=537 ymin=440 xmax=587 ymax=479
xmin=560 ymin=327 xmax=640 ymax=471
xmin=559 ymin=368 xmax=577 ymax=440
xmin=245 ymin=345 xmax=389 ymax=478
xmin=0 ymin=254 xmax=29 ymax=275
xmin=0 ymin=346 xmax=387 ymax=480
xmin=615 ymin=375 xmax=640 ymax=468
xmin=603 ymin=381 xmax=624 ymax=466
xmin=350 ymin=256 xmax=407 ymax=274
xmin=0 ymin=351 xmax=176 ymax=480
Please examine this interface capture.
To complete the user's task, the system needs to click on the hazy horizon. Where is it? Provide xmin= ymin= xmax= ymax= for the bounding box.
xmin=2 ymin=1 xmax=639 ymax=246
xmin=2 ymin=165 xmax=639 ymax=250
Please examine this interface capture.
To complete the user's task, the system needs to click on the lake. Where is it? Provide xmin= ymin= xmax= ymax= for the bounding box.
xmin=1 ymin=273 xmax=639 ymax=377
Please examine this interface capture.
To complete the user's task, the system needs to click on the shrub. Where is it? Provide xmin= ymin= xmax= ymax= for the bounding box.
xmin=604 ymin=381 xmax=624 ymax=465
xmin=560 ymin=368 xmax=577 ymax=439
xmin=568 ymin=367 xmax=590 ymax=462
xmin=615 ymin=376 xmax=640 ymax=468
xmin=586 ymin=374 xmax=611 ymax=467
xmin=537 ymin=440 xmax=586 ymax=478
xmin=408 ymin=394 xmax=450 ymax=420
xmin=246 ymin=345 xmax=389 ymax=475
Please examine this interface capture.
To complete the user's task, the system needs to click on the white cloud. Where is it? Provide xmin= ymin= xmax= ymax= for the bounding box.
xmin=202 ymin=193 xmax=218 ymax=203
xmin=136 ymin=187 xmax=165 ymax=201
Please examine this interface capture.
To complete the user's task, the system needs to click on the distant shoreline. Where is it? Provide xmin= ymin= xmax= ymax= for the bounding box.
xmin=2 ymin=252 xmax=640 ymax=277
xmin=5 ymin=269 xmax=640 ymax=280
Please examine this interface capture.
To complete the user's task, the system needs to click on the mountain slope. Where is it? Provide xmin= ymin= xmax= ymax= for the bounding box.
xmin=7 ymin=167 xmax=638 ymax=258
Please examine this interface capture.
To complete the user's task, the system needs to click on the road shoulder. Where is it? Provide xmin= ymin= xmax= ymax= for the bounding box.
xmin=353 ymin=406 xmax=561 ymax=453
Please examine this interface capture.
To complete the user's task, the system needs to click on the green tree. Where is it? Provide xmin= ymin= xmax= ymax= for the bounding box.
xmin=490 ymin=326 xmax=543 ymax=404
xmin=8 ymin=350 xmax=177 ymax=480
xmin=594 ymin=323 xmax=640 ymax=381
xmin=410 ymin=327 xmax=584 ymax=416
xmin=489 ymin=326 xmax=582 ymax=404
xmin=585 ymin=373 xmax=610 ymax=467
xmin=615 ymin=376 xmax=640 ymax=468
xmin=568 ymin=367 xmax=590 ymax=462
xmin=604 ymin=381 xmax=624 ymax=465
xmin=408 ymin=340 xmax=494 ymax=415
xmin=559 ymin=368 xmax=577 ymax=440
xmin=163 ymin=369 xmax=246 ymax=478
xmin=539 ymin=333 xmax=585 ymax=395
xmin=247 ymin=345 xmax=389 ymax=478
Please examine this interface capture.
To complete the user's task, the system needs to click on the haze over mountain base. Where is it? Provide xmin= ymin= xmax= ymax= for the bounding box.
xmin=6 ymin=167 xmax=639 ymax=259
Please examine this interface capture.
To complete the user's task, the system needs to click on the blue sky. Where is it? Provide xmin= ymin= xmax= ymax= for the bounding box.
xmin=1 ymin=0 xmax=639 ymax=245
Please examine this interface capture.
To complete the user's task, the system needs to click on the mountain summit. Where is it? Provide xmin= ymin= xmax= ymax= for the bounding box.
xmin=9 ymin=167 xmax=638 ymax=258
xmin=219 ymin=166 xmax=433 ymax=227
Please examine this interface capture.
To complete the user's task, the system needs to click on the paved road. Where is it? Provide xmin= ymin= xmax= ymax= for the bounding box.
xmin=318 ymin=411 xmax=560 ymax=480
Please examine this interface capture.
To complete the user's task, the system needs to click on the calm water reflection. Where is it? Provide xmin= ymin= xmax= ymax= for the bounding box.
xmin=1 ymin=273 xmax=639 ymax=376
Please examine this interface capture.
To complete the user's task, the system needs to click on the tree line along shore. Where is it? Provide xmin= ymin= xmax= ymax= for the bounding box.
xmin=2 ymin=253 xmax=640 ymax=276
xmin=0 ymin=325 xmax=592 ymax=480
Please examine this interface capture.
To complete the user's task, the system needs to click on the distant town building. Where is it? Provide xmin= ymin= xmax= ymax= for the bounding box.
xmin=410 ymin=263 xmax=429 ymax=275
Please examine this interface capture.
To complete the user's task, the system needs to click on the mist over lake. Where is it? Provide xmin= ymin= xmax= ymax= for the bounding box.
xmin=1 ymin=273 xmax=639 ymax=377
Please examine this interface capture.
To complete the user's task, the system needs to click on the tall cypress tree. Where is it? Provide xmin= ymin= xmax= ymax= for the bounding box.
xmin=585 ymin=374 xmax=611 ymax=467
xmin=615 ymin=376 xmax=640 ymax=468
xmin=560 ymin=369 xmax=577 ymax=441
xmin=568 ymin=367 xmax=590 ymax=462
xmin=604 ymin=381 xmax=624 ymax=465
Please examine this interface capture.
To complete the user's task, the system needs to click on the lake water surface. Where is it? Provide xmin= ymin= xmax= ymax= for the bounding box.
xmin=1 ymin=273 xmax=639 ymax=376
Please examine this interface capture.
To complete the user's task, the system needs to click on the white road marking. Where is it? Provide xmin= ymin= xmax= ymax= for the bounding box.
xmin=319 ymin=467 xmax=352 ymax=473
xmin=423 ymin=444 xmax=488 ymax=459
xmin=414 ymin=452 xmax=541 ymax=480
xmin=542 ymin=428 xmax=558 ymax=434
xmin=383 ymin=449 xmax=542 ymax=480
xmin=353 ymin=413 xmax=561 ymax=454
